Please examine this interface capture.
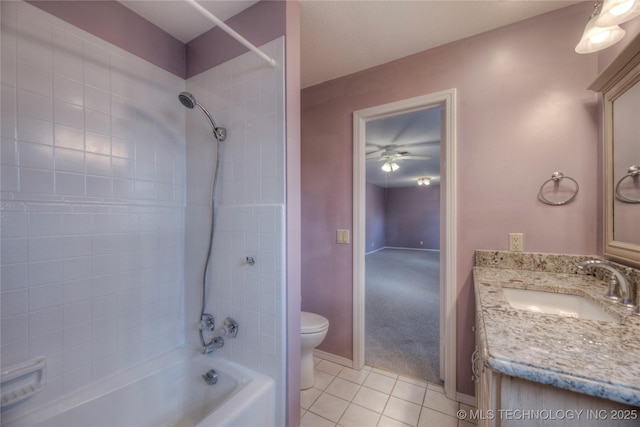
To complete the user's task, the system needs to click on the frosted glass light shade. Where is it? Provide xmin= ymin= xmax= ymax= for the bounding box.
xmin=381 ymin=161 xmax=399 ymax=172
xmin=596 ymin=0 xmax=640 ymax=26
xmin=575 ymin=14 xmax=626 ymax=54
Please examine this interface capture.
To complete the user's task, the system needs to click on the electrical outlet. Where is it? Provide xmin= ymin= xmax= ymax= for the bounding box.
xmin=509 ymin=233 xmax=523 ymax=252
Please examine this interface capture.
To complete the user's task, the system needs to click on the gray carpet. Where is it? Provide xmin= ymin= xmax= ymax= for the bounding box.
xmin=365 ymin=248 xmax=442 ymax=384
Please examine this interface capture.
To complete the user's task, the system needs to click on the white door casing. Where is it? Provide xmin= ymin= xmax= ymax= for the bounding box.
xmin=352 ymin=89 xmax=457 ymax=400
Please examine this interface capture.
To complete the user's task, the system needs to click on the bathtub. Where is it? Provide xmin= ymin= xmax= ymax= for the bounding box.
xmin=3 ymin=346 xmax=275 ymax=427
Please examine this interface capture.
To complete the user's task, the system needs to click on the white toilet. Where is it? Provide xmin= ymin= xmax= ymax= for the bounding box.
xmin=300 ymin=311 xmax=329 ymax=390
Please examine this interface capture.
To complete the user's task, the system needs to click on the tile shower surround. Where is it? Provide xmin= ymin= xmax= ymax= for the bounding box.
xmin=184 ymin=38 xmax=287 ymax=424
xmin=0 ymin=1 xmax=287 ymax=424
xmin=1 ymin=2 xmax=186 ymax=420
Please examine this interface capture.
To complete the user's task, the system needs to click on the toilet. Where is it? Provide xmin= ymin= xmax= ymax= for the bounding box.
xmin=300 ymin=311 xmax=329 ymax=390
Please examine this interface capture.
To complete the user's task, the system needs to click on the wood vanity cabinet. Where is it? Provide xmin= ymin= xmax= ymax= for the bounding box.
xmin=473 ymin=329 xmax=639 ymax=427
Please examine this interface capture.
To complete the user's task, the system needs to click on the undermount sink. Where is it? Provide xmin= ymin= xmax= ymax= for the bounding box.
xmin=502 ymin=288 xmax=618 ymax=322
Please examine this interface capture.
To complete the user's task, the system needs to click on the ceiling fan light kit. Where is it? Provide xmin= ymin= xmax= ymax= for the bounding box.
xmin=381 ymin=161 xmax=400 ymax=172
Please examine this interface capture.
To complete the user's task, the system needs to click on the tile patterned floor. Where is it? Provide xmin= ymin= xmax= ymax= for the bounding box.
xmin=301 ymin=356 xmax=477 ymax=427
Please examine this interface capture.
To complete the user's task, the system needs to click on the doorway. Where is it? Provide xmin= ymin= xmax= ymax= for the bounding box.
xmin=352 ymin=90 xmax=457 ymax=400
xmin=363 ymin=107 xmax=442 ymax=383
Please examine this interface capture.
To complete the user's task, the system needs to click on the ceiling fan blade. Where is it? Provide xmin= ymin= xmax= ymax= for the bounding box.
xmin=396 ymin=140 xmax=440 ymax=148
xmin=399 ymin=155 xmax=432 ymax=160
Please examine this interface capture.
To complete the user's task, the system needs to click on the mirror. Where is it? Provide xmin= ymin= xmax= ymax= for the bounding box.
xmin=591 ymin=34 xmax=640 ymax=266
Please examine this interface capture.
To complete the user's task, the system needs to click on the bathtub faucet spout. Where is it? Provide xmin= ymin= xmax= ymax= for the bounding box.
xmin=202 ymin=336 xmax=224 ymax=354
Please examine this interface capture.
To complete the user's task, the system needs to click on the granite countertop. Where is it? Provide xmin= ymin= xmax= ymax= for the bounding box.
xmin=474 ymin=264 xmax=640 ymax=407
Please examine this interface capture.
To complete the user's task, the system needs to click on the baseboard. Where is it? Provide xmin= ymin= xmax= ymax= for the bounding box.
xmin=365 ymin=247 xmax=385 ymax=255
xmin=456 ymin=392 xmax=476 ymax=407
xmin=366 ymin=247 xmax=440 ymax=255
xmin=313 ymin=349 xmax=354 ymax=368
xmin=382 ymin=246 xmax=440 ymax=252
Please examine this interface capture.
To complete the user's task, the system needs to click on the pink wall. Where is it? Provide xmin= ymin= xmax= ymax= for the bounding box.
xmin=301 ymin=2 xmax=602 ymax=396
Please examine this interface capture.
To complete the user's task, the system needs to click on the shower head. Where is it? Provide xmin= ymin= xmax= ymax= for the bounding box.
xmin=178 ymin=91 xmax=227 ymax=142
xmin=178 ymin=92 xmax=196 ymax=109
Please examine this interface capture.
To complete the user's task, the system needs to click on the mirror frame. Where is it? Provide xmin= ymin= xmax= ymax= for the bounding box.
xmin=590 ymin=33 xmax=640 ymax=267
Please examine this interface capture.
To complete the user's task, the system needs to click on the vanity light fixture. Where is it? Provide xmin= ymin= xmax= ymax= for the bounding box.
xmin=596 ymin=0 xmax=640 ymax=26
xmin=417 ymin=177 xmax=431 ymax=186
xmin=575 ymin=1 xmax=626 ymax=54
xmin=381 ymin=161 xmax=399 ymax=172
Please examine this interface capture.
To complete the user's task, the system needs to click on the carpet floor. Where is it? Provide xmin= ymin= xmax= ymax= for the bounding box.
xmin=365 ymin=248 xmax=442 ymax=384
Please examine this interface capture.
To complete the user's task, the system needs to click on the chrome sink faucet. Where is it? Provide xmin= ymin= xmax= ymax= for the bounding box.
xmin=577 ymin=260 xmax=636 ymax=308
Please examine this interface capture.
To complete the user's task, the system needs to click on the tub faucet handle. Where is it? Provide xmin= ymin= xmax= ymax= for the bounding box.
xmin=200 ymin=313 xmax=215 ymax=331
xmin=223 ymin=317 xmax=239 ymax=338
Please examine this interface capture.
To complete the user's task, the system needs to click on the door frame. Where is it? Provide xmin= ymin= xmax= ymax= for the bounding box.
xmin=352 ymin=89 xmax=457 ymax=400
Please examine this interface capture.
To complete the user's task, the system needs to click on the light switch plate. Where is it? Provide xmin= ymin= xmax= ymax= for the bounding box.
xmin=337 ymin=229 xmax=350 ymax=244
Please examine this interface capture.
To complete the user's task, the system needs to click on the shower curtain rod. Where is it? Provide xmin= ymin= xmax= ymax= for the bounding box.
xmin=184 ymin=0 xmax=277 ymax=67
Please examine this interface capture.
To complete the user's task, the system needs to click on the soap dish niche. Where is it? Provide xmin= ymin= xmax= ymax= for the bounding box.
xmin=1 ymin=357 xmax=46 ymax=408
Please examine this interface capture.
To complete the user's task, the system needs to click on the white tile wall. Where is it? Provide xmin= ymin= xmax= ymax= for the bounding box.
xmin=1 ymin=1 xmax=186 ymax=422
xmin=184 ymin=37 xmax=287 ymax=426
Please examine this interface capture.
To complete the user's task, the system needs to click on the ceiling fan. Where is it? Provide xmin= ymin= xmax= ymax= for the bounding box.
xmin=365 ymin=141 xmax=436 ymax=162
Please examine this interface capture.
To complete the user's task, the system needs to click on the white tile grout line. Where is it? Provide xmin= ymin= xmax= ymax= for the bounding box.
xmin=302 ymin=356 xmax=473 ymax=427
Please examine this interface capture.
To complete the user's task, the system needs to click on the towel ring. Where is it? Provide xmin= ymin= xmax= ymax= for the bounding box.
xmin=615 ymin=165 xmax=640 ymax=204
xmin=538 ymin=171 xmax=579 ymax=206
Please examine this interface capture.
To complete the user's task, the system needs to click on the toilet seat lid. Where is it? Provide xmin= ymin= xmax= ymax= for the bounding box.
xmin=301 ymin=312 xmax=329 ymax=334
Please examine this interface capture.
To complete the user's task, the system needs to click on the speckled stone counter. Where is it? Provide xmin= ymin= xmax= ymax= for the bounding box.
xmin=474 ymin=250 xmax=640 ymax=407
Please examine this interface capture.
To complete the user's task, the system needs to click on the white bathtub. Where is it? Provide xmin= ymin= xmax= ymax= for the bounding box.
xmin=3 ymin=347 xmax=275 ymax=427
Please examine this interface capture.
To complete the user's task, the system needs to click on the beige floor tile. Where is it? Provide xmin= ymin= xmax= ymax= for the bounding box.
xmin=338 ymin=366 xmax=370 ymax=385
xmin=317 ymin=359 xmax=344 ymax=376
xmin=352 ymin=386 xmax=390 ymax=413
xmin=378 ymin=415 xmax=412 ymax=427
xmin=397 ymin=376 xmax=428 ymax=388
xmin=309 ymin=393 xmax=350 ymax=423
xmin=423 ymin=389 xmax=458 ymax=416
xmin=417 ymin=407 xmax=457 ymax=427
xmin=301 ymin=387 xmax=323 ymax=409
xmin=391 ymin=380 xmax=426 ymax=405
xmin=371 ymin=367 xmax=399 ymax=379
xmin=326 ymin=377 xmax=361 ymax=401
xmin=426 ymin=383 xmax=445 ymax=394
xmin=363 ymin=372 xmax=396 ymax=394
xmin=383 ymin=396 xmax=421 ymax=426
xmin=302 ymin=410 xmax=338 ymax=427
xmin=338 ymin=403 xmax=381 ymax=427
xmin=314 ymin=370 xmax=336 ymax=390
